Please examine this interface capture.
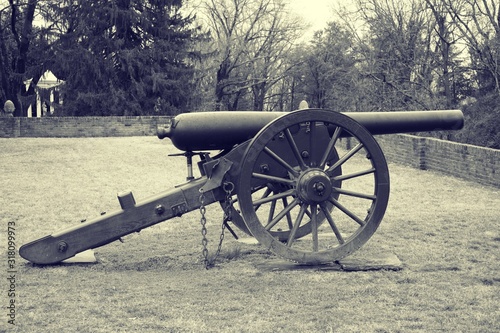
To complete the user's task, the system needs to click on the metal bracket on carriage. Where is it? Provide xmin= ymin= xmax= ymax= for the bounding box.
xmin=200 ymin=157 xmax=233 ymax=193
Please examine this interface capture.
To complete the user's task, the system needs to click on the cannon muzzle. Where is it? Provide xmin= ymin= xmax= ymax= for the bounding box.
xmin=158 ymin=109 xmax=464 ymax=151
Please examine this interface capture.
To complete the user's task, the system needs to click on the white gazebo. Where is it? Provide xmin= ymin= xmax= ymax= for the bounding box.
xmin=25 ymin=70 xmax=64 ymax=117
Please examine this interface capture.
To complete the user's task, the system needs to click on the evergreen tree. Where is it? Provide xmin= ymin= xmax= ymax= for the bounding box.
xmin=0 ymin=0 xmax=46 ymax=117
xmin=49 ymin=0 xmax=202 ymax=116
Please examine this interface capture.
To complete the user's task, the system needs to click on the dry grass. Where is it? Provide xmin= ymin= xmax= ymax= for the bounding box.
xmin=1 ymin=137 xmax=499 ymax=333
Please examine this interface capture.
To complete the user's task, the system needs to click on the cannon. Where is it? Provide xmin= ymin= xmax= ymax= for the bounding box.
xmin=20 ymin=108 xmax=464 ymax=266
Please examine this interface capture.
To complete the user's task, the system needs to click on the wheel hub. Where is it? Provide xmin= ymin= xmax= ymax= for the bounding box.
xmin=296 ymin=169 xmax=332 ymax=204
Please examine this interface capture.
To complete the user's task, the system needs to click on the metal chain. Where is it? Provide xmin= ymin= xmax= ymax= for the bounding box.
xmin=199 ymin=181 xmax=234 ymax=269
xmin=199 ymin=192 xmax=209 ymax=267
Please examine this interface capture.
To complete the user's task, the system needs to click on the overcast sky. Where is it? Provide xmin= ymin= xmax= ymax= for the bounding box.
xmin=289 ymin=0 xmax=350 ymax=40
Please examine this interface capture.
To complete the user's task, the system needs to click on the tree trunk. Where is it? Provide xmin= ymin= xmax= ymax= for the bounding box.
xmin=7 ymin=0 xmax=38 ymax=116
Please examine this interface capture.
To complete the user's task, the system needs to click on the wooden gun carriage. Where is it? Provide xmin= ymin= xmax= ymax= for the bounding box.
xmin=20 ymin=108 xmax=464 ymax=265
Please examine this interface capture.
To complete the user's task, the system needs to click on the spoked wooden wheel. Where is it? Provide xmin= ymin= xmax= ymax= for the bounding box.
xmin=226 ymin=181 xmax=339 ymax=240
xmin=237 ymin=109 xmax=390 ymax=264
xmin=226 ymin=127 xmax=341 ymax=240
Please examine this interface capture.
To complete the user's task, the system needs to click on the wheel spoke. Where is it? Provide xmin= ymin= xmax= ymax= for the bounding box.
xmin=252 ymin=172 xmax=295 ymax=186
xmin=311 ymin=204 xmax=319 ymax=252
xmin=319 ymin=126 xmax=342 ymax=169
xmin=249 ymin=184 xmax=268 ymax=192
xmin=252 ymin=189 xmax=295 ymax=206
xmin=304 ymin=207 xmax=312 ymax=219
xmin=263 ymin=147 xmax=300 ymax=177
xmin=285 ymin=128 xmax=307 ymax=170
xmin=327 ymin=197 xmax=366 ymax=226
xmin=287 ymin=203 xmax=307 ymax=247
xmin=319 ymin=203 xmax=345 ymax=244
xmin=265 ymin=198 xmax=300 ymax=230
xmin=253 ymin=187 xmax=272 ymax=212
xmin=327 ymin=143 xmax=364 ymax=174
xmin=308 ymin=121 xmax=316 ymax=167
xmin=333 ymin=168 xmax=376 ymax=182
xmin=282 ymin=197 xmax=294 ymax=229
xmin=267 ymin=197 xmax=277 ymax=225
xmin=333 ymin=187 xmax=376 ymax=200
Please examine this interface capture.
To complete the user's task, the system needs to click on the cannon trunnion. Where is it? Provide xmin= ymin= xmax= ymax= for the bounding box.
xmin=20 ymin=108 xmax=464 ymax=266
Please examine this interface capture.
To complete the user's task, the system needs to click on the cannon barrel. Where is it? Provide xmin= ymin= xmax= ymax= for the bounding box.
xmin=157 ymin=109 xmax=464 ymax=151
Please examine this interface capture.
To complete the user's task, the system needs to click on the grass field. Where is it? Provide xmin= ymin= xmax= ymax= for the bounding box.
xmin=1 ymin=137 xmax=499 ymax=333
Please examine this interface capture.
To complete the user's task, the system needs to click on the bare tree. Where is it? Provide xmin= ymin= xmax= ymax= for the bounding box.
xmin=355 ymin=0 xmax=436 ymax=110
xmin=442 ymin=0 xmax=500 ymax=94
xmin=200 ymin=0 xmax=302 ymax=110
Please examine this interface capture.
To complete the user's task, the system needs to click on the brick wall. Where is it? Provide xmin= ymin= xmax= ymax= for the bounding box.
xmin=424 ymin=137 xmax=499 ymax=187
xmin=0 ymin=116 xmax=171 ymax=138
xmin=0 ymin=117 xmax=20 ymax=137
xmin=374 ymin=134 xmax=499 ymax=188
xmin=374 ymin=135 xmax=427 ymax=170
xmin=1 ymin=117 xmax=498 ymax=187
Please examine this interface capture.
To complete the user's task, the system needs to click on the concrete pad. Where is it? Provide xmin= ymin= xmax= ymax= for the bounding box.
xmin=339 ymin=252 xmax=402 ymax=271
xmin=236 ymin=235 xmax=403 ymax=272
xmin=237 ymin=237 xmax=260 ymax=245
xmin=255 ymin=260 xmax=343 ymax=272
xmin=255 ymin=250 xmax=402 ymax=272
xmin=62 ymin=250 xmax=97 ymax=264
